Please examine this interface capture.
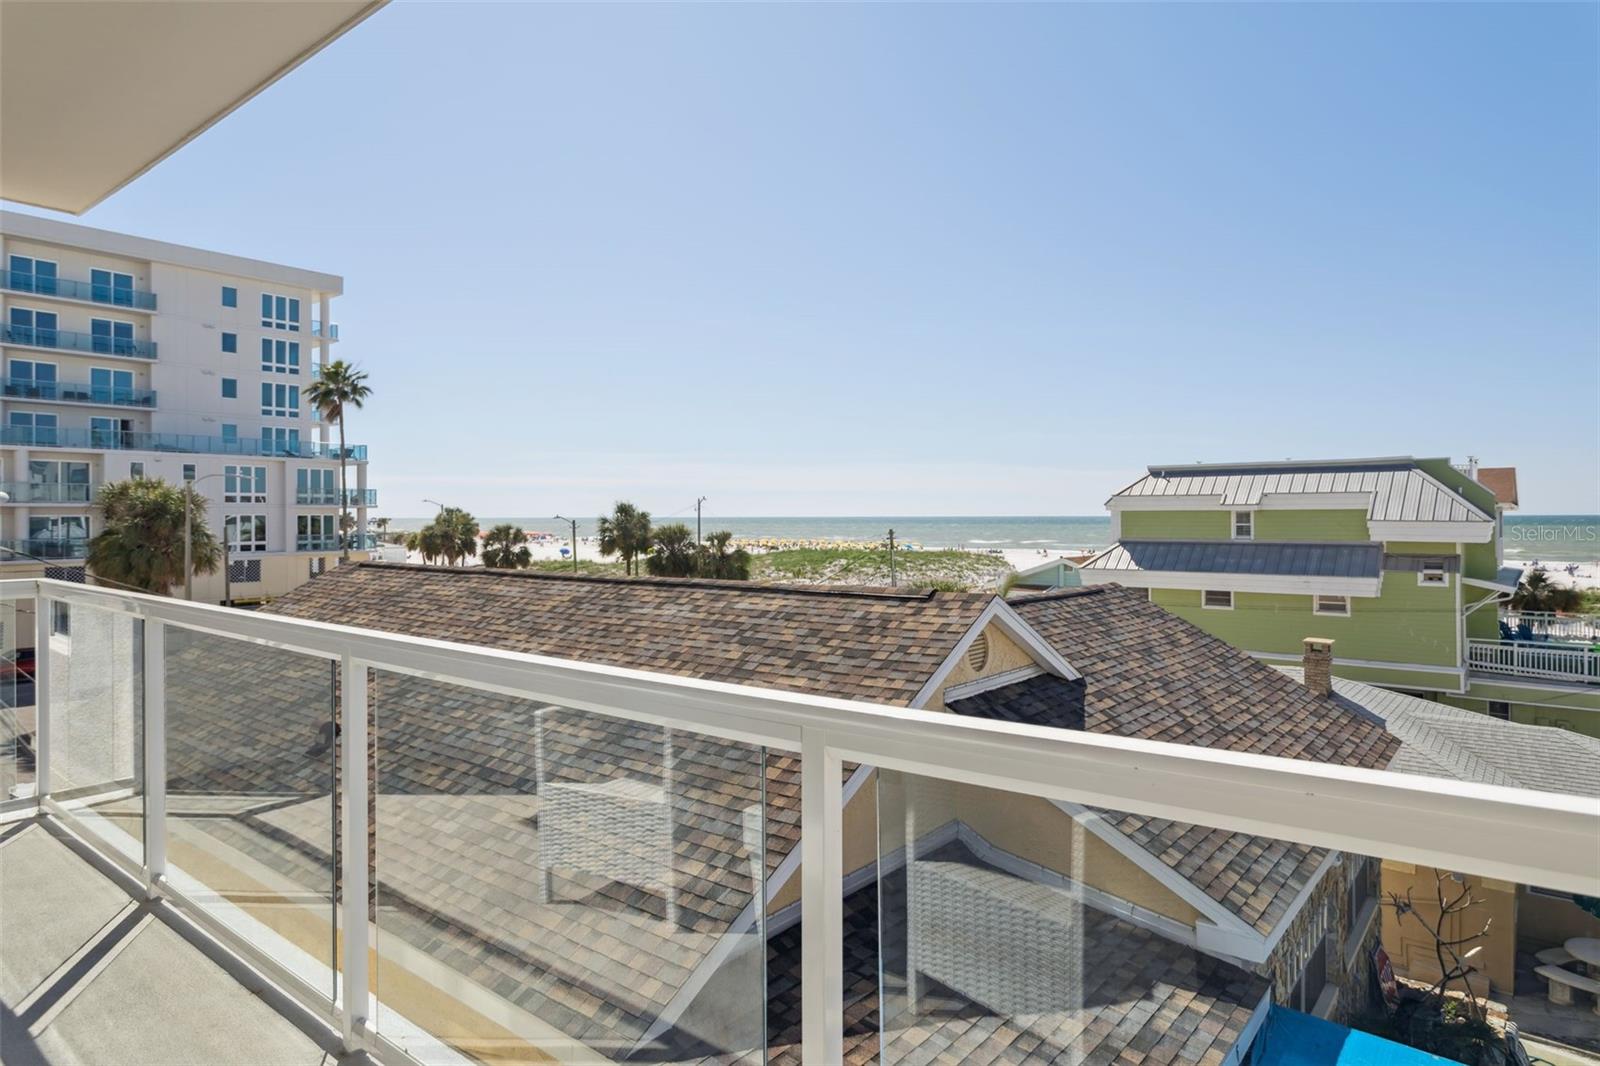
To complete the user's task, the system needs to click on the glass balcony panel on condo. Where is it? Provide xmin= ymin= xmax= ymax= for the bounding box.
xmin=4 ymin=263 xmax=158 ymax=310
xmin=3 ymin=375 xmax=156 ymax=407
xmin=0 ymin=425 xmax=366 ymax=460
xmin=1 ymin=323 xmax=157 ymax=359
xmin=0 ymin=537 xmax=90 ymax=560
xmin=309 ymin=321 xmax=338 ymax=341
xmin=294 ymin=487 xmax=377 ymax=507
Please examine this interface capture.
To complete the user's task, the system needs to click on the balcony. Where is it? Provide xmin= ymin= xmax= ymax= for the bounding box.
xmin=3 ymin=269 xmax=158 ymax=311
xmin=0 ymin=324 xmax=157 ymax=359
xmin=1468 ymin=638 xmax=1600 ymax=685
xmin=0 ymin=537 xmax=88 ymax=560
xmin=4 ymin=376 xmax=157 ymax=408
xmin=0 ymin=426 xmax=366 ymax=461
xmin=296 ymin=488 xmax=376 ymax=506
xmin=0 ymin=578 xmax=1592 ymax=1066
xmin=296 ymin=535 xmax=341 ymax=551
xmin=310 ymin=320 xmax=339 ymax=341
xmin=0 ymin=481 xmax=95 ymax=504
xmin=1502 ymin=610 xmax=1600 ymax=644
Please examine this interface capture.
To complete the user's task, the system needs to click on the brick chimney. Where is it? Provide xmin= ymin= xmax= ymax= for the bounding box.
xmin=1302 ymin=638 xmax=1334 ymax=697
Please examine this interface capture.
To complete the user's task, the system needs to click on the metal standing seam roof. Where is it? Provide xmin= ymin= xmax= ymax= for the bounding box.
xmin=1115 ymin=461 xmax=1492 ymax=524
xmin=1084 ymin=540 xmax=1384 ymax=578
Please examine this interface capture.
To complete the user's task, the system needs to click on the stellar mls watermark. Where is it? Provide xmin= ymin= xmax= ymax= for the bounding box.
xmin=1506 ymin=523 xmax=1599 ymax=544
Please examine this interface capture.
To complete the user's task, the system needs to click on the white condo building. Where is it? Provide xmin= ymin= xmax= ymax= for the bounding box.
xmin=0 ymin=210 xmax=370 ymax=601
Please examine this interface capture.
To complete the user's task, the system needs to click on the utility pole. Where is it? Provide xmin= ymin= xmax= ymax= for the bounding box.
xmin=184 ymin=482 xmax=194 ymax=600
xmin=887 ymin=528 xmax=897 ymax=587
xmin=695 ymin=497 xmax=707 ymax=548
xmin=553 ymin=515 xmax=579 ymax=573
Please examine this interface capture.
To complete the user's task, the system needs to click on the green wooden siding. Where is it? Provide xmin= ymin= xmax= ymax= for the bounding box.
xmin=1440 ymin=691 xmax=1600 ymax=739
xmin=1120 ymin=510 xmax=1230 ymax=540
xmin=1462 ymin=540 xmax=1498 ymax=581
xmin=1252 ymin=509 xmax=1372 ymax=542
xmin=1149 ymin=575 xmax=1458 ymax=666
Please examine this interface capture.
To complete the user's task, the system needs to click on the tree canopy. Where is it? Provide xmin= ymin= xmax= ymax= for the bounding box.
xmin=411 ymin=507 xmax=479 ymax=566
xmin=87 ymin=479 xmax=221 ymax=594
xmin=482 ymin=524 xmax=532 ymax=569
xmin=597 ymin=501 xmax=652 ymax=576
xmin=1510 ymin=567 xmax=1584 ymax=613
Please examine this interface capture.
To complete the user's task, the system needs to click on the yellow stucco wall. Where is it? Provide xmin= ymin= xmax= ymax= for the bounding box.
xmin=1380 ymin=860 xmax=1517 ymax=994
xmin=1518 ymin=887 xmax=1600 ymax=951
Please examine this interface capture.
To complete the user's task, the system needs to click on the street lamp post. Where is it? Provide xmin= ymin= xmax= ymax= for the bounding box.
xmin=184 ymin=472 xmax=230 ymax=604
xmin=423 ymin=498 xmax=445 ymax=514
xmin=553 ymin=516 xmax=579 ymax=573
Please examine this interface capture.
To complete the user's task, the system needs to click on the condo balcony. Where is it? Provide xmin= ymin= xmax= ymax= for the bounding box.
xmin=311 ymin=320 xmax=339 ymax=341
xmin=3 ymin=376 xmax=157 ymax=408
xmin=0 ymin=426 xmax=367 ymax=461
xmin=0 ymin=324 xmax=157 ymax=359
xmin=1468 ymin=637 xmax=1600 ymax=686
xmin=0 ymin=578 xmax=1592 ymax=1066
xmin=2 ymin=268 xmax=158 ymax=311
xmin=0 ymin=481 xmax=96 ymax=504
xmin=296 ymin=488 xmax=378 ymax=507
xmin=1501 ymin=609 xmax=1600 ymax=645
xmin=0 ymin=537 xmax=88 ymax=561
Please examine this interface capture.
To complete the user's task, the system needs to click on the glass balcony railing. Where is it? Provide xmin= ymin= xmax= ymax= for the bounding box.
xmin=296 ymin=536 xmax=341 ymax=551
xmin=0 ymin=426 xmax=366 ymax=460
xmin=294 ymin=488 xmax=376 ymax=506
xmin=4 ymin=578 xmax=1593 ymax=1066
xmin=3 ymin=377 xmax=156 ymax=407
xmin=2 ymin=269 xmax=158 ymax=310
xmin=0 ymin=537 xmax=89 ymax=560
xmin=0 ymin=481 xmax=96 ymax=504
xmin=310 ymin=321 xmax=339 ymax=340
xmin=1 ymin=325 xmax=157 ymax=359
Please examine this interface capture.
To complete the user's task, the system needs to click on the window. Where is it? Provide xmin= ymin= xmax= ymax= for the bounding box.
xmin=8 ymin=307 xmax=59 ymax=345
xmin=221 ymin=286 xmax=237 ymax=307
xmin=182 ymin=464 xmax=196 ymax=482
xmin=261 ymin=427 xmax=300 ymax=455
xmin=27 ymin=461 xmax=91 ymax=503
xmin=227 ymin=514 xmax=269 ymax=553
xmin=221 ymin=332 xmax=237 ymax=354
xmin=298 ymin=513 xmax=337 ymax=551
xmin=89 ymin=269 xmax=135 ymax=306
xmin=1349 ymin=856 xmax=1377 ymax=920
xmin=220 ymin=424 xmax=238 ymax=445
xmin=8 ymin=411 xmax=58 ymax=446
xmin=1488 ymin=701 xmax=1511 ymax=721
xmin=90 ymin=367 xmax=134 ymax=404
xmin=225 ymin=465 xmax=267 ymax=504
xmin=89 ymin=318 xmax=135 ymax=355
xmin=89 ymin=417 xmax=126 ymax=448
xmin=1202 ymin=589 xmax=1233 ymax=610
xmin=8 ymin=255 xmax=58 ymax=295
xmin=260 ymin=292 xmax=301 ymax=331
xmin=221 ymin=377 xmax=238 ymax=399
xmin=1314 ymin=594 xmax=1350 ymax=617
xmin=29 ymin=514 xmax=90 ymax=543
xmin=7 ymin=359 xmax=58 ymax=398
xmin=260 ymin=337 xmax=301 ymax=374
xmin=130 ymin=462 xmax=145 ymax=479
xmin=1418 ymin=561 xmax=1450 ymax=587
xmin=261 ymin=381 xmax=299 ymax=418
xmin=1233 ymin=511 xmax=1253 ymax=540
xmin=297 ymin=468 xmax=336 ymax=504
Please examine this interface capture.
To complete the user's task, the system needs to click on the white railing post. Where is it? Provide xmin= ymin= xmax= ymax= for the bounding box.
xmin=143 ymin=619 xmax=166 ymax=891
xmin=33 ymin=592 xmax=50 ymax=799
xmin=339 ymin=655 xmax=370 ymax=1050
xmin=799 ymin=728 xmax=843 ymax=1064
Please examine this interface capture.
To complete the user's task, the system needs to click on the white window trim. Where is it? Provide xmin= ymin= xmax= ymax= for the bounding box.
xmin=1313 ymin=594 xmax=1351 ymax=617
xmin=1202 ymin=590 xmax=1234 ymax=610
xmin=227 ymin=513 xmax=269 ymax=553
xmin=1232 ymin=510 xmax=1254 ymax=540
xmin=1417 ymin=568 xmax=1450 ymax=588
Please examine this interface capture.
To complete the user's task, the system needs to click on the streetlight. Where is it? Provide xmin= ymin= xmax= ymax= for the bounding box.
xmin=553 ymin=515 xmax=579 ymax=573
xmin=423 ymin=498 xmax=445 ymax=514
xmin=184 ymin=472 xmax=231 ymax=605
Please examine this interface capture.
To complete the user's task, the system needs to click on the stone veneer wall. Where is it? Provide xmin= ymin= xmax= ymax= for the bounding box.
xmin=1258 ymin=854 xmax=1380 ymax=1023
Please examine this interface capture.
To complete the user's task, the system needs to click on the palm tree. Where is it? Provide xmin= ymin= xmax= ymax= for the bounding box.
xmin=645 ymin=523 xmax=698 ymax=577
xmin=374 ymin=516 xmax=392 ymax=542
xmin=1511 ymin=567 xmax=1583 ymax=613
xmin=700 ymin=530 xmax=752 ymax=580
xmin=422 ymin=507 xmax=479 ymax=566
xmin=303 ymin=360 xmax=372 ymax=559
xmin=87 ymin=479 xmax=221 ymax=594
xmin=597 ymin=501 xmax=652 ymax=576
xmin=482 ymin=524 xmax=532 ymax=569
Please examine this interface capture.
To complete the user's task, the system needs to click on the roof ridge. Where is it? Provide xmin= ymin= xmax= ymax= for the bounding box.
xmin=1115 ymin=538 xmax=1381 ymax=548
xmin=1145 ymin=456 xmax=1427 ymax=475
xmin=1006 ymin=585 xmax=1110 ymax=605
xmin=352 ymin=562 xmax=980 ymax=603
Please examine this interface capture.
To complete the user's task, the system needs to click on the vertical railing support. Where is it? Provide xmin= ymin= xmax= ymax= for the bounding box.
xmin=339 ymin=655 xmax=370 ymax=1050
xmin=143 ymin=619 xmax=167 ymax=892
xmin=34 ymin=591 xmax=51 ymax=800
xmin=799 ymin=728 xmax=843 ymax=1064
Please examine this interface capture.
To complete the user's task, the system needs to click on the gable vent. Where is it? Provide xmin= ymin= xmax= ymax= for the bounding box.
xmin=965 ymin=631 xmax=990 ymax=673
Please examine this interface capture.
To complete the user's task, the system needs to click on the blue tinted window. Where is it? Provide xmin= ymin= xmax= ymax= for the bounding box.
xmin=222 ymin=378 xmax=237 ymax=399
xmin=222 ymin=286 xmax=237 ymax=307
xmin=221 ymin=424 xmax=238 ymax=442
xmin=221 ymin=332 xmax=237 ymax=353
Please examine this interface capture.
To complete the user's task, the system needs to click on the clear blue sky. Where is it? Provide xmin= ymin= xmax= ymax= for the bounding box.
xmin=10 ymin=2 xmax=1598 ymax=517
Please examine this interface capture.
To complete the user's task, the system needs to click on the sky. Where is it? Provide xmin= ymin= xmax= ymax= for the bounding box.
xmin=8 ymin=2 xmax=1598 ymax=518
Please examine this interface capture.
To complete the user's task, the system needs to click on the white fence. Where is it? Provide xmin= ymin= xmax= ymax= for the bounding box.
xmin=1468 ymin=637 xmax=1600 ymax=684
xmin=1502 ymin=610 xmax=1600 ymax=644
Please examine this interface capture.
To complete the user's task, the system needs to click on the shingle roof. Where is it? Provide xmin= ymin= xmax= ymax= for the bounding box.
xmin=1475 ymin=467 xmax=1518 ymax=508
xmin=1277 ymin=668 xmax=1600 ymax=798
xmin=1083 ymin=539 xmax=1383 ymax=578
xmin=267 ymin=563 xmax=992 ymax=705
xmin=1114 ymin=459 xmax=1492 ymax=524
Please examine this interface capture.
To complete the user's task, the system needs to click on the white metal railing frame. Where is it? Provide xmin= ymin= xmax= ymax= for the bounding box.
xmin=1501 ymin=609 xmax=1600 ymax=643
xmin=6 ymin=576 xmax=1599 ymax=1065
xmin=1467 ymin=637 xmax=1600 ymax=684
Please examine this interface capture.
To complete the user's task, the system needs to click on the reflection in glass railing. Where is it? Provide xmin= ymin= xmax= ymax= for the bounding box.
xmin=45 ymin=601 xmax=144 ymax=866
xmin=163 ymin=628 xmax=338 ymax=1001
xmin=0 ymin=595 xmax=30 ymax=813
xmin=370 ymin=671 xmax=768 ymax=1064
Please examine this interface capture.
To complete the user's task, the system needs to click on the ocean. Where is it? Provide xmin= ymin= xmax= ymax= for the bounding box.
xmin=384 ymin=514 xmax=1600 ymax=562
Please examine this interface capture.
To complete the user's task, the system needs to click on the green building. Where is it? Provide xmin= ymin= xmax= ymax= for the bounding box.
xmin=1070 ymin=457 xmax=1600 ymax=737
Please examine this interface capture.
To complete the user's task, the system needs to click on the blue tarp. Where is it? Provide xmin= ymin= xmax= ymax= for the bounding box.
xmin=1252 ymin=1006 xmax=1453 ymax=1066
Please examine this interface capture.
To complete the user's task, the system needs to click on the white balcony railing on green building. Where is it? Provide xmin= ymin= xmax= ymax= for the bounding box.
xmin=1468 ymin=638 xmax=1600 ymax=685
xmin=2 ymin=578 xmax=1595 ymax=1066
xmin=1501 ymin=610 xmax=1600 ymax=644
